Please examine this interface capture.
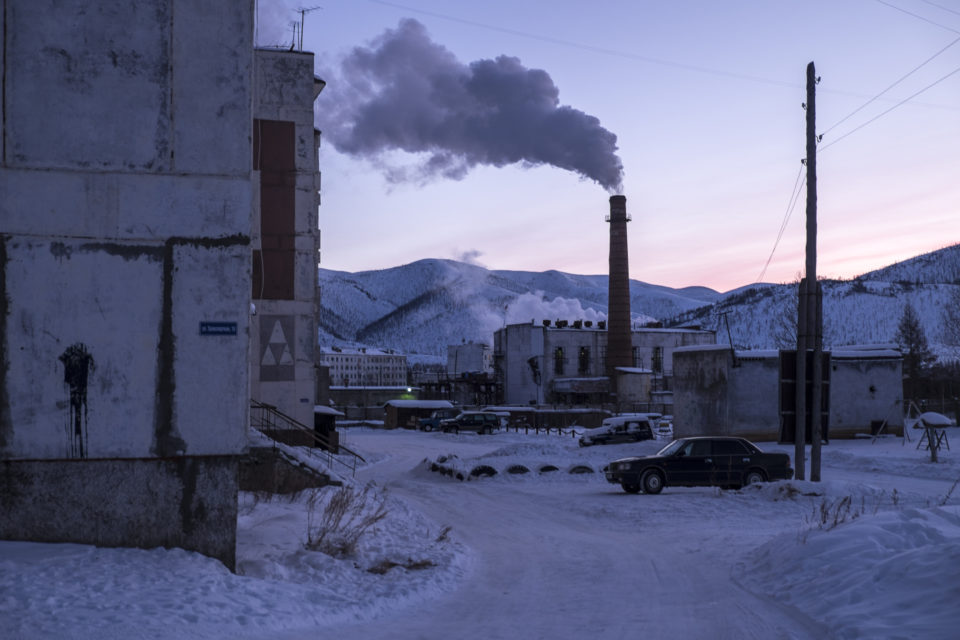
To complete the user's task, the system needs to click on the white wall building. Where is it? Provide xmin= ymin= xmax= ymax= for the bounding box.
xmin=318 ymin=347 xmax=408 ymax=387
xmin=0 ymin=0 xmax=253 ymax=568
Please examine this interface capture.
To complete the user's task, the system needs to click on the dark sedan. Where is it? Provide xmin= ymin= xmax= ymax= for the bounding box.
xmin=604 ymin=436 xmax=793 ymax=494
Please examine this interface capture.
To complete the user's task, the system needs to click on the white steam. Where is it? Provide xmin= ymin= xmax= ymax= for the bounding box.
xmin=505 ymin=292 xmax=606 ymax=325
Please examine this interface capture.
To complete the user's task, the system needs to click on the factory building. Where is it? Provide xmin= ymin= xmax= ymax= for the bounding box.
xmin=448 ymin=342 xmax=493 ymax=376
xmin=493 ymin=321 xmax=715 ymax=408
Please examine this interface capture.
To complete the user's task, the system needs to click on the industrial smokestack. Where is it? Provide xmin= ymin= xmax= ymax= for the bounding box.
xmin=606 ymin=195 xmax=632 ymax=380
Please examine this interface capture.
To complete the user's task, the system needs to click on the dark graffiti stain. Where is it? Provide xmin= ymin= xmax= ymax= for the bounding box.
xmin=176 ymin=457 xmax=205 ymax=536
xmin=50 ymin=242 xmax=73 ymax=261
xmin=78 ymin=242 xmax=163 ymax=262
xmin=0 ymin=236 xmax=9 ymax=452
xmin=153 ymin=241 xmax=182 ymax=457
xmin=59 ymin=343 xmax=95 ymax=459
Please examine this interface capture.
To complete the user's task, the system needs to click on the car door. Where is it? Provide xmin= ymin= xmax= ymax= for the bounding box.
xmin=663 ymin=439 xmax=714 ymax=485
xmin=709 ymin=439 xmax=750 ymax=484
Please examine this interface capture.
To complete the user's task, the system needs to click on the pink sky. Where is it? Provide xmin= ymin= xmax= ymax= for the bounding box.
xmin=261 ymin=0 xmax=960 ymax=292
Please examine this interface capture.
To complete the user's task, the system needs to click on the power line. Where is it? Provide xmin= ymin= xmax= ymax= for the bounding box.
xmin=757 ymin=165 xmax=805 ymax=283
xmin=821 ymin=35 xmax=960 ymax=136
xmin=919 ymin=0 xmax=960 ymax=19
xmin=367 ymin=0 xmax=800 ymax=89
xmin=365 ymin=0 xmax=960 ymax=114
xmin=873 ymin=0 xmax=960 ymax=33
xmin=821 ymin=62 xmax=960 ymax=152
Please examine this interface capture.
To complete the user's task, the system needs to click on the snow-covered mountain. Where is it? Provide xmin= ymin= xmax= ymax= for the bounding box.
xmin=318 ymin=244 xmax=960 ymax=361
xmin=668 ymin=244 xmax=960 ymax=361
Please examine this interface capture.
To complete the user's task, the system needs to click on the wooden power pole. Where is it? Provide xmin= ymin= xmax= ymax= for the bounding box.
xmin=796 ymin=61 xmax=824 ymax=481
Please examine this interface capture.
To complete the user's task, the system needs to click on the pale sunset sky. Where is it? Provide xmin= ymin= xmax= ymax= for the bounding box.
xmin=258 ymin=0 xmax=960 ymax=292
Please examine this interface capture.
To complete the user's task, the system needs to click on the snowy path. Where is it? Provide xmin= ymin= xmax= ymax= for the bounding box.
xmin=306 ymin=431 xmax=830 ymax=639
xmin=3 ymin=430 xmax=959 ymax=639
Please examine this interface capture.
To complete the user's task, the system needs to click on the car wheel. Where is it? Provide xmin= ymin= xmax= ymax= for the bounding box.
xmin=641 ymin=469 xmax=664 ymax=495
xmin=744 ymin=470 xmax=766 ymax=486
xmin=622 ymin=483 xmax=640 ymax=494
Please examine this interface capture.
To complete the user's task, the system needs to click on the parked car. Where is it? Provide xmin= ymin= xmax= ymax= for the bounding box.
xmin=418 ymin=408 xmax=459 ymax=432
xmin=654 ymin=416 xmax=674 ymax=438
xmin=578 ymin=414 xmax=658 ymax=446
xmin=604 ymin=436 xmax=793 ymax=494
xmin=440 ymin=411 xmax=501 ymax=434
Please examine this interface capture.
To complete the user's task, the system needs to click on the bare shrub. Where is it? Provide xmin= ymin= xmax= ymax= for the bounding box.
xmin=435 ymin=525 xmax=452 ymax=543
xmin=305 ymin=483 xmax=388 ymax=557
xmin=803 ymin=495 xmax=866 ymax=533
xmin=940 ymin=478 xmax=960 ymax=506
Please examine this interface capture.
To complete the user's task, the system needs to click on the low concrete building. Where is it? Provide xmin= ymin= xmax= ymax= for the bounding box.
xmin=672 ymin=345 xmax=903 ymax=441
xmin=384 ymin=399 xmax=456 ymax=430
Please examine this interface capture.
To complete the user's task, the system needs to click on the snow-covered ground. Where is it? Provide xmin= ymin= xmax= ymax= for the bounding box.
xmin=2 ymin=428 xmax=959 ymax=639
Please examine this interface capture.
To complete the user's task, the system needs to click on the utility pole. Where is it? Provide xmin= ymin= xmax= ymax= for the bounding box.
xmin=796 ymin=61 xmax=824 ymax=481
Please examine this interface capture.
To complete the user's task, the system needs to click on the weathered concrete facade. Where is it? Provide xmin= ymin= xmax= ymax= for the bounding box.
xmin=249 ymin=49 xmax=324 ymax=429
xmin=673 ymin=346 xmax=903 ymax=441
xmin=494 ymin=322 xmax=715 ymax=406
xmin=0 ymin=0 xmax=254 ymax=568
xmin=448 ymin=342 xmax=493 ymax=376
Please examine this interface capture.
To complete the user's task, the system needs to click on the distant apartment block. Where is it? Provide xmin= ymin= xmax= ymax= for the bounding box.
xmin=318 ymin=347 xmax=408 ymax=387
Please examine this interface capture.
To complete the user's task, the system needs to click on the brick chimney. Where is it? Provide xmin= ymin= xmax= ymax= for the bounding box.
xmin=606 ymin=195 xmax=632 ymax=379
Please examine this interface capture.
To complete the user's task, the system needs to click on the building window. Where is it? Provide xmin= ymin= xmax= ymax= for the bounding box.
xmin=652 ymin=347 xmax=664 ymax=374
xmin=632 ymin=346 xmax=641 ymax=368
xmin=554 ymin=347 xmax=565 ymax=375
xmin=578 ymin=347 xmax=590 ymax=375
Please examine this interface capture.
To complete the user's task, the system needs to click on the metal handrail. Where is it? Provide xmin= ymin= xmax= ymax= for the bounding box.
xmin=250 ymin=399 xmax=365 ymax=477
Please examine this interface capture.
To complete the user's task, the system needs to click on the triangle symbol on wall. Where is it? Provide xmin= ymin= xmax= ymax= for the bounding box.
xmin=261 ymin=346 xmax=277 ymax=366
xmin=268 ymin=321 xmax=287 ymax=345
xmin=279 ymin=345 xmax=294 ymax=365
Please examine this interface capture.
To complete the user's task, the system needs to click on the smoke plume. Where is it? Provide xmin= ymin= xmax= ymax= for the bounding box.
xmin=505 ymin=292 xmax=606 ymax=325
xmin=321 ymin=19 xmax=624 ymax=191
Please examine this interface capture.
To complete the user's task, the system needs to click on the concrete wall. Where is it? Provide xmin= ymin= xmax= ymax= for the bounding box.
xmin=673 ymin=348 xmax=731 ymax=438
xmin=673 ymin=347 xmax=904 ymax=441
xmin=250 ymin=50 xmax=322 ymax=429
xmin=0 ymin=0 xmax=253 ymax=568
xmin=448 ymin=343 xmax=492 ymax=375
xmin=0 ymin=457 xmax=239 ymax=568
xmin=727 ymin=355 xmax=781 ymax=441
xmin=495 ymin=324 xmax=545 ymax=405
xmin=830 ymin=356 xmax=903 ymax=437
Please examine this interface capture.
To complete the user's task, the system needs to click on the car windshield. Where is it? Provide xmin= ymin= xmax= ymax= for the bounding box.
xmin=656 ymin=440 xmax=685 ymax=456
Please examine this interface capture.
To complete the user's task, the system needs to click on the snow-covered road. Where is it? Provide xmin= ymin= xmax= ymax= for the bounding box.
xmin=3 ymin=429 xmax=959 ymax=639
xmin=298 ymin=431 xmax=885 ymax=639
